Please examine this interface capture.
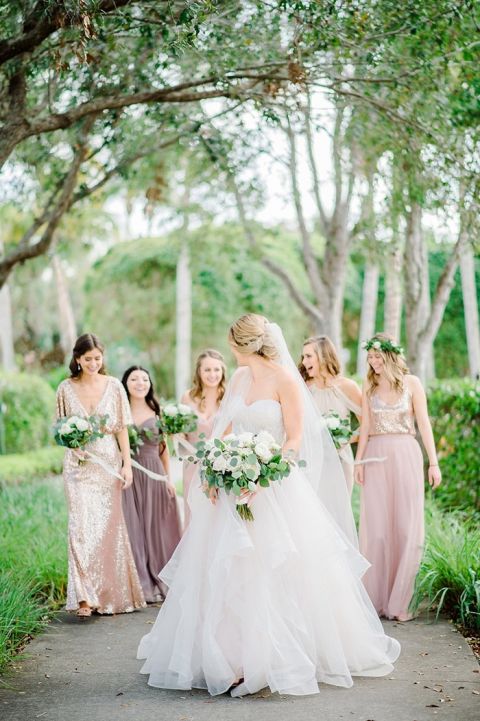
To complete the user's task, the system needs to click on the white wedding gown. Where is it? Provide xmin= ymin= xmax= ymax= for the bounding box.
xmin=137 ymin=399 xmax=400 ymax=696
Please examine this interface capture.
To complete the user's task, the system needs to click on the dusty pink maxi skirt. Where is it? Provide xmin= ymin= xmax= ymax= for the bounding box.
xmin=359 ymin=433 xmax=424 ymax=621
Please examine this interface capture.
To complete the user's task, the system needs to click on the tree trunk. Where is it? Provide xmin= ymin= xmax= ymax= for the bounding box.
xmin=0 ymin=284 xmax=16 ymax=371
xmin=175 ymin=240 xmax=192 ymax=398
xmin=404 ymin=202 xmax=429 ymax=379
xmin=384 ymin=244 xmax=403 ymax=340
xmin=460 ymin=244 xmax=480 ymax=379
xmin=356 ymin=262 xmax=379 ymax=376
xmin=52 ymin=254 xmax=77 ymax=359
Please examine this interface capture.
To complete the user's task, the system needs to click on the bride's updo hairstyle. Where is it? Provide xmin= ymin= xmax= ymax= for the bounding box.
xmin=228 ymin=314 xmax=279 ymax=360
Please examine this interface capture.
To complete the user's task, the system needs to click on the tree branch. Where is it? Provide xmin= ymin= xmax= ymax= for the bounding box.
xmin=303 ymin=88 xmax=328 ymax=235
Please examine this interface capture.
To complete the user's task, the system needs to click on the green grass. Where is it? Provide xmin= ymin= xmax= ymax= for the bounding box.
xmin=0 ymin=478 xmax=67 ymax=673
xmin=411 ymin=500 xmax=480 ymax=631
xmin=0 ymin=446 xmax=64 ymax=485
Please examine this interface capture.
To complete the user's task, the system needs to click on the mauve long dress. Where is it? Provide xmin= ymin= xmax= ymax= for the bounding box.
xmin=122 ymin=417 xmax=182 ymax=602
xmin=182 ymin=410 xmax=216 ymax=529
xmin=359 ymin=387 xmax=424 ymax=621
xmin=309 ymin=384 xmax=361 ymax=495
xmin=55 ymin=377 xmax=145 ymax=614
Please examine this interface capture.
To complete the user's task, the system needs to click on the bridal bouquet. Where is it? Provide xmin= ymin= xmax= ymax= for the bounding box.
xmin=323 ymin=412 xmax=352 ymax=449
xmin=53 ymin=414 xmax=108 ymax=460
xmin=190 ymin=431 xmax=303 ymax=521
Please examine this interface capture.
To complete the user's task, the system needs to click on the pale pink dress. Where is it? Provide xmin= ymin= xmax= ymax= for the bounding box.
xmin=182 ymin=404 xmax=216 ymax=530
xmin=359 ymin=387 xmax=424 ymax=621
xmin=309 ymin=384 xmax=361 ymax=495
xmin=55 ymin=377 xmax=145 ymax=614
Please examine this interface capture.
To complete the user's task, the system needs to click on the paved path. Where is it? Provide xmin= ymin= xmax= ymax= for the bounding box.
xmin=1 ymin=607 xmax=478 ymax=721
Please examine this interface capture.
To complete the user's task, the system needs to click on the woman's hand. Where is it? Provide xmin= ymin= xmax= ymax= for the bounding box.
xmin=208 ymin=486 xmax=218 ymax=505
xmin=166 ymin=482 xmax=176 ymax=498
xmin=428 ymin=464 xmax=442 ymax=489
xmin=121 ymin=466 xmax=133 ymax=490
xmin=354 ymin=463 xmax=364 ymax=486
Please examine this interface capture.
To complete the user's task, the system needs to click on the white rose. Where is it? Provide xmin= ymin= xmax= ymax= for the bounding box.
xmin=361 ymin=341 xmax=367 ymax=349
xmin=60 ymin=423 xmax=72 ymax=435
xmin=244 ymin=462 xmax=261 ymax=481
xmin=326 ymin=416 xmax=341 ymax=430
xmin=74 ymin=419 xmax=90 ymax=432
xmin=237 ymin=432 xmax=254 ymax=446
xmin=212 ymin=456 xmax=228 ymax=472
xmin=254 ymin=443 xmax=273 ymax=463
xmin=163 ymin=405 xmax=178 ymax=417
xmin=177 ymin=403 xmax=192 ymax=415
xmin=254 ymin=430 xmax=276 ymax=447
xmin=373 ymin=341 xmax=381 ymax=350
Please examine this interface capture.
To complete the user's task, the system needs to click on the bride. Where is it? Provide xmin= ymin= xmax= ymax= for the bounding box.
xmin=137 ymin=314 xmax=400 ymax=697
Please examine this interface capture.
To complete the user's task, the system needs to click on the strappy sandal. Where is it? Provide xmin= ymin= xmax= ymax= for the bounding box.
xmin=76 ymin=606 xmax=92 ymax=618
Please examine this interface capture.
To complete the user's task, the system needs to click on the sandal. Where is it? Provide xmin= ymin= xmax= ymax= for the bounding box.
xmin=76 ymin=606 xmax=92 ymax=618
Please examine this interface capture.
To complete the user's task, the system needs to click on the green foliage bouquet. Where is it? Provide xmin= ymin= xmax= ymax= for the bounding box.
xmin=323 ymin=412 xmax=352 ymax=449
xmin=53 ymin=415 xmax=108 ymax=459
xmin=158 ymin=402 xmax=198 ymax=456
xmin=190 ymin=430 xmax=303 ymax=521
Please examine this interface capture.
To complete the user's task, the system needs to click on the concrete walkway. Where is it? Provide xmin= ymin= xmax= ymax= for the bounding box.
xmin=1 ymin=608 xmax=478 ymax=721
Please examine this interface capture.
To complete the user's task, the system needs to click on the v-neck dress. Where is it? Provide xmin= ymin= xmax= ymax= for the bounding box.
xmin=122 ymin=417 xmax=182 ymax=602
xmin=55 ymin=377 xmax=145 ymax=614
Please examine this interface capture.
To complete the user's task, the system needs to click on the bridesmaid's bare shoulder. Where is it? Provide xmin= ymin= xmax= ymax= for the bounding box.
xmin=404 ymin=374 xmax=423 ymax=393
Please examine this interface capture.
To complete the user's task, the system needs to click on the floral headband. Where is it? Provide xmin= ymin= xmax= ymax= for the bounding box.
xmin=362 ymin=337 xmax=404 ymax=355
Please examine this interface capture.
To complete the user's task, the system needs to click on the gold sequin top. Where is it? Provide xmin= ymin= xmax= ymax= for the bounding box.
xmin=369 ymin=386 xmax=415 ymax=436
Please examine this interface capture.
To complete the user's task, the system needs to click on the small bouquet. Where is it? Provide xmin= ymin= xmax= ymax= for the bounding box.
xmin=158 ymin=402 xmax=198 ymax=456
xmin=323 ymin=412 xmax=352 ymax=449
xmin=190 ymin=430 xmax=304 ymax=521
xmin=53 ymin=414 xmax=108 ymax=462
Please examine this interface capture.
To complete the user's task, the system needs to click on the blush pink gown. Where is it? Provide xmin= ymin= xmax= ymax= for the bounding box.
xmin=359 ymin=387 xmax=424 ymax=621
xmin=182 ymin=406 xmax=216 ymax=530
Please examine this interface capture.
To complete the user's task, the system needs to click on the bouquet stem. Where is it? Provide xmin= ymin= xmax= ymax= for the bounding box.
xmin=236 ymin=504 xmax=254 ymax=521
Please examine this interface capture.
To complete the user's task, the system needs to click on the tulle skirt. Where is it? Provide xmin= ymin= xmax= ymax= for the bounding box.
xmin=138 ymin=468 xmax=400 ymax=696
xmin=359 ymin=434 xmax=424 ymax=621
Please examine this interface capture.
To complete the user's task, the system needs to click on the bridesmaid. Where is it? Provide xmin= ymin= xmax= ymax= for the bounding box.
xmin=181 ymin=349 xmax=227 ymax=528
xmin=355 ymin=333 xmax=442 ymax=621
xmin=55 ymin=333 xmax=145 ymax=617
xmin=300 ymin=335 xmax=361 ymax=494
xmin=121 ymin=366 xmax=182 ymax=602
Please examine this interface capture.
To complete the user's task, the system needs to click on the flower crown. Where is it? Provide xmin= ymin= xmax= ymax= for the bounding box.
xmin=361 ymin=337 xmax=404 ymax=355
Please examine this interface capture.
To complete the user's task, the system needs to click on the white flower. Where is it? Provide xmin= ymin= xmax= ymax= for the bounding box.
xmin=223 ymin=433 xmax=236 ymax=442
xmin=237 ymin=432 xmax=254 ymax=446
xmin=254 ymin=443 xmax=273 ymax=463
xmin=254 ymin=430 xmax=276 ymax=447
xmin=244 ymin=462 xmax=261 ymax=481
xmin=74 ymin=419 xmax=90 ymax=432
xmin=212 ymin=455 xmax=228 ymax=472
xmin=326 ymin=416 xmax=341 ymax=430
xmin=177 ymin=403 xmax=192 ymax=415
xmin=60 ymin=423 xmax=72 ymax=435
xmin=373 ymin=341 xmax=381 ymax=350
xmin=163 ymin=404 xmax=178 ymax=417
xmin=361 ymin=341 xmax=367 ymax=349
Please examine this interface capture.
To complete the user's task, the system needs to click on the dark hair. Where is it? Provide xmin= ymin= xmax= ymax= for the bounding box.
xmin=69 ymin=333 xmax=106 ymax=378
xmin=121 ymin=366 xmax=160 ymax=415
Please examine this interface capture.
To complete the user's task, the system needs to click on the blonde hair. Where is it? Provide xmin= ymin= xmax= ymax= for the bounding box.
xmin=190 ymin=349 xmax=227 ymax=411
xmin=228 ymin=314 xmax=278 ymax=360
xmin=298 ymin=335 xmax=341 ymax=381
xmin=366 ymin=332 xmax=409 ymax=396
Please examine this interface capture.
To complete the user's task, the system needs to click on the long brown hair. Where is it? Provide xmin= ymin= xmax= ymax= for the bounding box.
xmin=69 ymin=333 xmax=106 ymax=378
xmin=298 ymin=335 xmax=341 ymax=382
xmin=190 ymin=349 xmax=227 ymax=411
xmin=365 ymin=332 xmax=409 ymax=396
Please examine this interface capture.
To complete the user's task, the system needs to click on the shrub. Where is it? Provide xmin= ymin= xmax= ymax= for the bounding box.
xmin=427 ymin=379 xmax=480 ymax=515
xmin=0 ymin=446 xmax=64 ymax=485
xmin=0 ymin=372 xmax=56 ymax=454
xmin=412 ymin=500 xmax=480 ymax=632
xmin=0 ymin=478 xmax=67 ymax=671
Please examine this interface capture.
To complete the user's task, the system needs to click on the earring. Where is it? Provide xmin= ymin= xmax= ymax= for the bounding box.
xmin=77 ymin=364 xmax=81 ymax=371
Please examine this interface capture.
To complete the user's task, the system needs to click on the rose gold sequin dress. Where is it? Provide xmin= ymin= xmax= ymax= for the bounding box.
xmin=56 ymin=377 xmax=145 ymax=614
xmin=359 ymin=387 xmax=424 ymax=621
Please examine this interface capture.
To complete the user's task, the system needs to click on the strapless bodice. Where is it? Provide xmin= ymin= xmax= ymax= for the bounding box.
xmin=232 ymin=399 xmax=284 ymax=445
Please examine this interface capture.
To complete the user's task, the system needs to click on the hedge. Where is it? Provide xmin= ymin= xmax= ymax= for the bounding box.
xmin=0 ymin=372 xmax=56 ymax=454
